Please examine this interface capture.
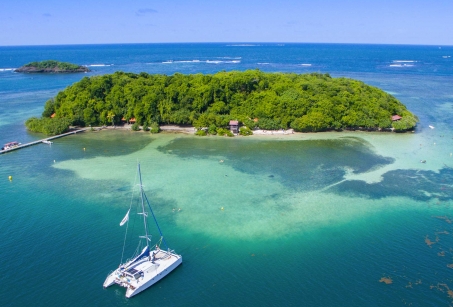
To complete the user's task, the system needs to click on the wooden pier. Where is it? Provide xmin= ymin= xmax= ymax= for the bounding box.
xmin=0 ymin=128 xmax=88 ymax=155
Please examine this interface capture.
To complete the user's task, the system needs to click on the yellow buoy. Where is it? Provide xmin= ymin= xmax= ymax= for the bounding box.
xmin=8 ymin=176 xmax=12 ymax=181
xmin=83 ymin=148 xmax=86 ymax=151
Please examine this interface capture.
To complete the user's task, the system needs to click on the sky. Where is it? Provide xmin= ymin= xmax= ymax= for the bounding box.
xmin=1 ymin=0 xmax=452 ymax=46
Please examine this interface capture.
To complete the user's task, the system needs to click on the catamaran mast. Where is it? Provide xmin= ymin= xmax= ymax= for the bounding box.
xmin=138 ymin=163 xmax=150 ymax=248
xmin=143 ymin=192 xmax=169 ymax=250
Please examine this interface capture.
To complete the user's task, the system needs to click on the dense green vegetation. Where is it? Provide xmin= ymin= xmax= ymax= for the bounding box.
xmin=28 ymin=70 xmax=417 ymax=135
xmin=239 ymin=126 xmax=253 ymax=136
xmin=25 ymin=117 xmax=72 ymax=135
xmin=16 ymin=60 xmax=89 ymax=72
xmin=26 ymin=60 xmax=81 ymax=70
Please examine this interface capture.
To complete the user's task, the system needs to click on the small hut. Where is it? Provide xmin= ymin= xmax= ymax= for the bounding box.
xmin=122 ymin=117 xmax=136 ymax=124
xmin=229 ymin=120 xmax=239 ymax=134
xmin=392 ymin=115 xmax=402 ymax=121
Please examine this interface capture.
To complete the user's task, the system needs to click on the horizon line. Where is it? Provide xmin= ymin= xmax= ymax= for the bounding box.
xmin=1 ymin=42 xmax=452 ymax=48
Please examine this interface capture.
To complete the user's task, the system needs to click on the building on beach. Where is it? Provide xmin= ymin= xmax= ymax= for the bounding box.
xmin=229 ymin=120 xmax=239 ymax=134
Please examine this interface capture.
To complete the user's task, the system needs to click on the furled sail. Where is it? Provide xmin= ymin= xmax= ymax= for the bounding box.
xmin=120 ymin=209 xmax=130 ymax=226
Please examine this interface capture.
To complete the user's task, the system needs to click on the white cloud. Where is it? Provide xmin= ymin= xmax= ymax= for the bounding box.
xmin=136 ymin=8 xmax=157 ymax=16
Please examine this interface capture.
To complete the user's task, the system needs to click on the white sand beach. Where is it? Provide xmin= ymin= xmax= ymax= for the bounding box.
xmin=251 ymin=128 xmax=295 ymax=135
xmin=94 ymin=124 xmax=296 ymax=136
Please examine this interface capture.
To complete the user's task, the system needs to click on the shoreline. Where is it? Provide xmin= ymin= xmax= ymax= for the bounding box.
xmin=86 ymin=124 xmax=412 ymax=138
xmin=88 ymin=124 xmax=297 ymax=136
xmin=88 ymin=124 xmax=197 ymax=134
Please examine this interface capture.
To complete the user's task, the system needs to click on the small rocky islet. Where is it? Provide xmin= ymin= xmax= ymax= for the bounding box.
xmin=15 ymin=60 xmax=90 ymax=73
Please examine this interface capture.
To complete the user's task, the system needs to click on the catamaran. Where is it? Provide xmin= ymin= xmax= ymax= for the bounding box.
xmin=103 ymin=163 xmax=182 ymax=298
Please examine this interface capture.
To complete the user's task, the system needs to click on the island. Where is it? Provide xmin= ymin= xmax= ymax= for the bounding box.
xmin=25 ymin=70 xmax=418 ymax=135
xmin=15 ymin=60 xmax=90 ymax=73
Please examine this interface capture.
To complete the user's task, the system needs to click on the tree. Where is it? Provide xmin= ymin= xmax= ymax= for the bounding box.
xmin=25 ymin=117 xmax=71 ymax=135
xmin=107 ymin=111 xmax=115 ymax=127
xmin=150 ymin=122 xmax=160 ymax=133
xmin=291 ymin=110 xmax=333 ymax=132
xmin=83 ymin=108 xmax=97 ymax=126
xmin=239 ymin=126 xmax=253 ymax=136
xmin=42 ymin=99 xmax=55 ymax=117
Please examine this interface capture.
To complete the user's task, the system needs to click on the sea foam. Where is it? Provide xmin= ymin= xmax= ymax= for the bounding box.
xmin=88 ymin=64 xmax=113 ymax=67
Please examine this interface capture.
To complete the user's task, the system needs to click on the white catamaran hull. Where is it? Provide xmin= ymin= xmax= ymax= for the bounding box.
xmin=126 ymin=255 xmax=182 ymax=298
xmin=104 ymin=249 xmax=182 ymax=298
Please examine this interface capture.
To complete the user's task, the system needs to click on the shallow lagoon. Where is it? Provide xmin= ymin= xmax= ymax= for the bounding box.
xmin=2 ymin=129 xmax=451 ymax=306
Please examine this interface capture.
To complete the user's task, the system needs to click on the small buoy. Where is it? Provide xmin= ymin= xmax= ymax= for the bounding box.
xmin=8 ymin=176 xmax=12 ymax=181
xmin=83 ymin=148 xmax=86 ymax=151
xmin=220 ymin=207 xmax=224 ymax=210
xmin=53 ymin=160 xmax=56 ymax=163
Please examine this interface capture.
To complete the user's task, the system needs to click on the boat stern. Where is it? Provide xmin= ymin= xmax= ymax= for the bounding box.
xmin=125 ymin=287 xmax=135 ymax=298
xmin=103 ymin=271 xmax=117 ymax=288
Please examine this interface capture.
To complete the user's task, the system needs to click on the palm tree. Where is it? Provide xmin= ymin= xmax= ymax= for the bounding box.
xmin=107 ymin=111 xmax=115 ymax=127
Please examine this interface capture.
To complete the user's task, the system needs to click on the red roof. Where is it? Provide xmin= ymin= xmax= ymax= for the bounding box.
xmin=50 ymin=113 xmax=56 ymax=118
xmin=392 ymin=115 xmax=402 ymax=121
xmin=229 ymin=120 xmax=239 ymax=125
xmin=129 ymin=118 xmax=136 ymax=123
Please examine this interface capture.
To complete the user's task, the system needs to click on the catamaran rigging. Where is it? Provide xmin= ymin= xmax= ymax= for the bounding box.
xmin=103 ymin=163 xmax=182 ymax=298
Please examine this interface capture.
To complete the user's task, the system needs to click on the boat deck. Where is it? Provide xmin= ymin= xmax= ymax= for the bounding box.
xmin=119 ymin=250 xmax=179 ymax=286
xmin=127 ymin=250 xmax=174 ymax=277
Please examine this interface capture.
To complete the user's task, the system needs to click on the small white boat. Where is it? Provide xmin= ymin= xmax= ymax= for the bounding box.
xmin=103 ymin=163 xmax=182 ymax=298
xmin=429 ymin=125 xmax=435 ymax=129
xmin=42 ymin=140 xmax=53 ymax=144
xmin=2 ymin=141 xmax=21 ymax=150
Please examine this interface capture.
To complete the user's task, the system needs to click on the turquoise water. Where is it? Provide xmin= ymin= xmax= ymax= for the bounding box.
xmin=1 ymin=44 xmax=453 ymax=306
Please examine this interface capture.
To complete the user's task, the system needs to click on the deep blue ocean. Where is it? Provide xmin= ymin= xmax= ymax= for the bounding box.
xmin=1 ymin=43 xmax=453 ymax=306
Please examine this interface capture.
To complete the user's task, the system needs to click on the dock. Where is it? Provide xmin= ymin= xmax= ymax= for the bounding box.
xmin=0 ymin=128 xmax=88 ymax=155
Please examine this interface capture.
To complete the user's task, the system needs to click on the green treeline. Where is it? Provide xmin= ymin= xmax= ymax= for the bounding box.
xmin=25 ymin=117 xmax=72 ymax=135
xmin=29 ymin=70 xmax=417 ymax=134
